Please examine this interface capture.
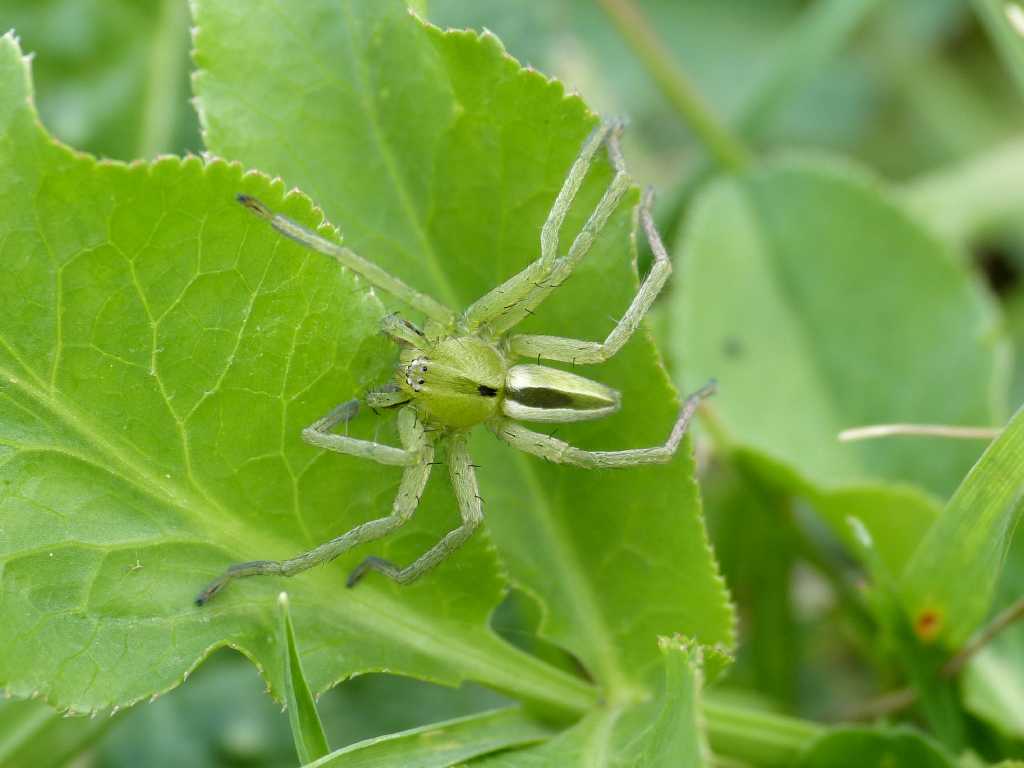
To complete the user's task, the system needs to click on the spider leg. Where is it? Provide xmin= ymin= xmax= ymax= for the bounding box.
xmin=301 ymin=400 xmax=418 ymax=466
xmin=237 ymin=195 xmax=456 ymax=326
xmin=347 ymin=430 xmax=482 ymax=587
xmin=461 ymin=121 xmax=631 ymax=334
xmin=488 ymin=381 xmax=716 ymax=468
xmin=508 ymin=187 xmax=670 ymax=364
xmin=195 ymin=406 xmax=432 ymax=605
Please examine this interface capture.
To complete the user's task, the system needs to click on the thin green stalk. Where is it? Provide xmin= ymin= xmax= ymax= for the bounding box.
xmin=651 ymin=0 xmax=881 ymax=251
xmin=704 ymin=697 xmax=824 ymax=767
xmin=138 ymin=0 xmax=190 ymax=157
xmin=595 ymin=0 xmax=751 ymax=172
xmin=737 ymin=0 xmax=883 ymax=137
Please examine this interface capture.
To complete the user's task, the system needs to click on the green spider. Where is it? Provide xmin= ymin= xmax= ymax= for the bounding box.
xmin=195 ymin=121 xmax=715 ymax=606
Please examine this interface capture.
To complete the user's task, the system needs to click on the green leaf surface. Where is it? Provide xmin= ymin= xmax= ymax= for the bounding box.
xmin=795 ymin=726 xmax=956 ymax=768
xmin=94 ymin=653 xmax=297 ymax=768
xmin=192 ymin=0 xmax=734 ymax=703
xmin=962 ymin=641 xmax=1024 ymax=740
xmin=0 ymin=32 xmax=591 ymax=715
xmin=902 ymin=404 xmax=1024 ymax=647
xmin=0 ymin=0 xmax=199 ymax=159
xmin=902 ymin=139 xmax=1024 ymax=248
xmin=470 ymin=636 xmax=709 ymax=767
xmin=307 ymin=707 xmax=551 ymax=768
xmin=280 ymin=592 xmax=330 ymax=764
xmin=961 ymin=512 xmax=1024 ymax=740
xmin=671 ymin=154 xmax=1002 ymax=570
xmin=0 ymin=697 xmax=116 ymax=768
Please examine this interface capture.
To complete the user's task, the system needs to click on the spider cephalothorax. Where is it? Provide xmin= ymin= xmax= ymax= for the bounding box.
xmin=196 ymin=122 xmax=714 ymax=606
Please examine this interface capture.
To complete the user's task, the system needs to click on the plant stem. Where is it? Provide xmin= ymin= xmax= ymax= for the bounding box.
xmin=735 ymin=0 xmax=884 ymax=137
xmin=650 ymin=0 xmax=881 ymax=251
xmin=704 ymin=697 xmax=823 ymax=766
xmin=138 ymin=0 xmax=190 ymax=158
xmin=595 ymin=0 xmax=751 ymax=173
xmin=838 ymin=424 xmax=1002 ymax=442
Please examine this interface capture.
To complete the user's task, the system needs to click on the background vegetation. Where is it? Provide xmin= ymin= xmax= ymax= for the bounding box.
xmin=1 ymin=1 xmax=1023 ymax=766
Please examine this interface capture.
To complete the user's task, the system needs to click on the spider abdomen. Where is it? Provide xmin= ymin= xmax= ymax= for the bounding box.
xmin=502 ymin=364 xmax=620 ymax=424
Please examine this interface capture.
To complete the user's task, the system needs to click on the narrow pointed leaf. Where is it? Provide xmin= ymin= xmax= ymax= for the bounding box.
xmin=902 ymin=404 xmax=1024 ymax=647
xmin=280 ymin=592 xmax=330 ymax=764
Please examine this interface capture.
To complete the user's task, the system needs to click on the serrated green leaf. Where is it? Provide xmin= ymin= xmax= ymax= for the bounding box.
xmin=192 ymin=0 xmax=734 ymax=701
xmin=902 ymin=404 xmax=1024 ymax=647
xmin=670 ymin=154 xmax=1001 ymax=570
xmin=0 ymin=32 xmax=592 ymax=716
xmin=280 ymin=592 xmax=330 ymax=764
xmin=306 ymin=707 xmax=551 ymax=768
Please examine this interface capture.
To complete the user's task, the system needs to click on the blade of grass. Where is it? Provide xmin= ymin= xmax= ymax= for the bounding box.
xmin=595 ymin=0 xmax=751 ymax=172
xmin=902 ymin=405 xmax=1024 ymax=648
xmin=280 ymin=592 xmax=330 ymax=765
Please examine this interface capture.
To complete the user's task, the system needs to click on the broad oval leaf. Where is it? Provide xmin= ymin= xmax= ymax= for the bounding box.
xmin=671 ymin=154 xmax=1003 ymax=570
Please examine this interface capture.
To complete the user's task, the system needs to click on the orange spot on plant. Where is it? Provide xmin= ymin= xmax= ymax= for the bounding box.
xmin=915 ymin=609 xmax=944 ymax=642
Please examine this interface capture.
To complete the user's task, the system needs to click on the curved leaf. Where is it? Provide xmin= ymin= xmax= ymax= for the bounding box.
xmin=671 ymin=154 xmax=1002 ymax=569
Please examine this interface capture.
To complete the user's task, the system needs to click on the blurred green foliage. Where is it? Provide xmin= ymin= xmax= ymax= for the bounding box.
xmin=2 ymin=0 xmax=1024 ymax=765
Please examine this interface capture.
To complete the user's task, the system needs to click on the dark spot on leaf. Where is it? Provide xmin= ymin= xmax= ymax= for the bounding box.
xmin=722 ymin=336 xmax=743 ymax=359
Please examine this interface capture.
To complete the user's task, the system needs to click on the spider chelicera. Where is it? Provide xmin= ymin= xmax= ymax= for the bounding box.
xmin=195 ymin=121 xmax=715 ymax=606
